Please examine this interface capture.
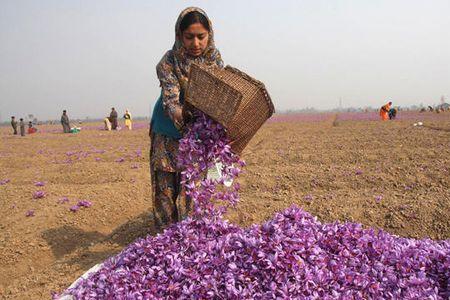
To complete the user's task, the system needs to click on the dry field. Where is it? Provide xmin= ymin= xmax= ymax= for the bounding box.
xmin=0 ymin=111 xmax=449 ymax=299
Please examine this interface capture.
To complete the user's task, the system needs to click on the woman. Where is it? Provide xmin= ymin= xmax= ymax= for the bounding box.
xmin=124 ymin=109 xmax=132 ymax=130
xmin=379 ymin=101 xmax=392 ymax=121
xmin=150 ymin=7 xmax=224 ymax=230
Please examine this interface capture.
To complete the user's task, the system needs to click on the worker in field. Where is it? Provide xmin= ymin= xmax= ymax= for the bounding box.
xmin=149 ymin=7 xmax=223 ymax=230
xmin=104 ymin=117 xmax=112 ymax=131
xmin=61 ymin=110 xmax=71 ymax=133
xmin=28 ymin=121 xmax=37 ymax=134
xmin=124 ymin=109 xmax=132 ymax=130
xmin=110 ymin=107 xmax=118 ymax=130
xmin=379 ymin=101 xmax=392 ymax=121
xmin=11 ymin=116 xmax=18 ymax=135
xmin=388 ymin=107 xmax=397 ymax=120
xmin=19 ymin=118 xmax=25 ymax=136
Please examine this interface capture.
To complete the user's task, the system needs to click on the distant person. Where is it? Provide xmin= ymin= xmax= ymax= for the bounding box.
xmin=11 ymin=116 xmax=18 ymax=135
xmin=110 ymin=107 xmax=118 ymax=130
xmin=28 ymin=121 xmax=37 ymax=134
xmin=61 ymin=110 xmax=71 ymax=133
xmin=19 ymin=118 xmax=25 ymax=136
xmin=379 ymin=101 xmax=392 ymax=121
xmin=388 ymin=107 xmax=397 ymax=120
xmin=104 ymin=117 xmax=112 ymax=131
xmin=124 ymin=109 xmax=132 ymax=130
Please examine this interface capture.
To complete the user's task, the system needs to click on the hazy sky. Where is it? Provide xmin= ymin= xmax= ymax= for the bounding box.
xmin=1 ymin=0 xmax=449 ymax=120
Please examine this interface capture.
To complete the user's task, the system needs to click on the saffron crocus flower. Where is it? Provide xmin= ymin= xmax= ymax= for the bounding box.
xmin=33 ymin=190 xmax=46 ymax=199
xmin=304 ymin=194 xmax=313 ymax=201
xmin=69 ymin=205 xmax=79 ymax=212
xmin=77 ymin=200 xmax=92 ymax=208
xmin=58 ymin=197 xmax=69 ymax=204
xmin=0 ymin=179 xmax=10 ymax=185
xmin=375 ymin=195 xmax=383 ymax=202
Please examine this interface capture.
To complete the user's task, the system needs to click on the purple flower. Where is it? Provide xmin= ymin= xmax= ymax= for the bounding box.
xmin=304 ymin=194 xmax=313 ymax=201
xmin=115 ymin=157 xmax=125 ymax=163
xmin=25 ymin=210 xmax=35 ymax=217
xmin=69 ymin=205 xmax=79 ymax=212
xmin=34 ymin=181 xmax=45 ymax=187
xmin=0 ymin=179 xmax=10 ymax=185
xmin=58 ymin=197 xmax=69 ymax=204
xmin=77 ymin=200 xmax=92 ymax=208
xmin=375 ymin=195 xmax=383 ymax=202
xmin=33 ymin=190 xmax=46 ymax=199
xmin=130 ymin=164 xmax=139 ymax=169
xmin=355 ymin=169 xmax=363 ymax=175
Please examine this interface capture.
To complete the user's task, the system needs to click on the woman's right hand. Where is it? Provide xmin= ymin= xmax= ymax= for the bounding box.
xmin=173 ymin=106 xmax=184 ymax=129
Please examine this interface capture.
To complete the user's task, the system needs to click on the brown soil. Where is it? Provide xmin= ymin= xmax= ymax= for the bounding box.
xmin=0 ymin=115 xmax=449 ymax=299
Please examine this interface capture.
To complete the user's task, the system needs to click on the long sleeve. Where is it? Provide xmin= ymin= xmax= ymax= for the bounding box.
xmin=156 ymin=51 xmax=182 ymax=123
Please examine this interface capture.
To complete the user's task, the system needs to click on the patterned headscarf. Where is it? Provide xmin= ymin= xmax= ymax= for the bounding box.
xmin=157 ymin=7 xmax=223 ymax=118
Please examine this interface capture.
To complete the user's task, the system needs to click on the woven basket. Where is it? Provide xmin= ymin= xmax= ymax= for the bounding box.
xmin=186 ymin=63 xmax=275 ymax=154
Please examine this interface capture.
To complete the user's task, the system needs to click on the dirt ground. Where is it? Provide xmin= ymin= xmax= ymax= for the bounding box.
xmin=0 ymin=112 xmax=449 ymax=299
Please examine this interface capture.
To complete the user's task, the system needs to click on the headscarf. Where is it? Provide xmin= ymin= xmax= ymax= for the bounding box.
xmin=156 ymin=7 xmax=223 ymax=119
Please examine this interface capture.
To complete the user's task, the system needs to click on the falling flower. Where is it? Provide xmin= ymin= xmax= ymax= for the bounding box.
xmin=34 ymin=181 xmax=45 ymax=187
xmin=130 ymin=164 xmax=139 ymax=169
xmin=95 ymin=158 xmax=101 ymax=162
xmin=375 ymin=195 xmax=383 ymax=202
xmin=115 ymin=157 xmax=125 ymax=163
xmin=33 ymin=190 xmax=46 ymax=199
xmin=25 ymin=210 xmax=35 ymax=217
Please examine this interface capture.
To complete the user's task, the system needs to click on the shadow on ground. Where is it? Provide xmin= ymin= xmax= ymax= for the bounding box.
xmin=42 ymin=212 xmax=157 ymax=267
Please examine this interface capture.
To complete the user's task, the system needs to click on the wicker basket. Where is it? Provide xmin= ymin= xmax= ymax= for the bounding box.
xmin=186 ymin=63 xmax=275 ymax=154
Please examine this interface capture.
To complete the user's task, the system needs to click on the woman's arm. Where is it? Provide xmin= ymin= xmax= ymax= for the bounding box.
xmin=156 ymin=51 xmax=183 ymax=126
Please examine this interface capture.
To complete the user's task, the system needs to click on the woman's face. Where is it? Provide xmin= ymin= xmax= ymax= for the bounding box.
xmin=181 ymin=23 xmax=209 ymax=57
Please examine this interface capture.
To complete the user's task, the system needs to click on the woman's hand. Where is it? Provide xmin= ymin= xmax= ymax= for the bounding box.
xmin=174 ymin=106 xmax=183 ymax=124
xmin=173 ymin=106 xmax=184 ymax=129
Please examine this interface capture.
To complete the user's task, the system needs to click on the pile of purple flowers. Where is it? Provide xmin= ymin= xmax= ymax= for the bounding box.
xmin=58 ymin=113 xmax=450 ymax=299
xmin=60 ymin=206 xmax=449 ymax=299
